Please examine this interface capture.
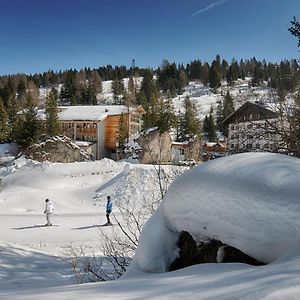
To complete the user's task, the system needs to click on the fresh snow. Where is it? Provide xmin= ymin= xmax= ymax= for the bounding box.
xmin=2 ymin=150 xmax=300 ymax=299
xmin=132 ymin=152 xmax=300 ymax=273
xmin=58 ymin=105 xmax=135 ymax=121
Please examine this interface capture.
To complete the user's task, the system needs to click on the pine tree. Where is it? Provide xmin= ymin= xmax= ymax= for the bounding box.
xmin=178 ymin=97 xmax=201 ymax=141
xmin=1 ymin=78 xmax=16 ymax=106
xmin=17 ymin=80 xmax=27 ymax=102
xmin=289 ymin=17 xmax=300 ymax=47
xmin=189 ymin=60 xmax=202 ymax=80
xmin=118 ymin=112 xmax=128 ymax=150
xmin=205 ymin=106 xmax=217 ymax=142
xmin=0 ymin=98 xmax=9 ymax=142
xmin=142 ymin=95 xmax=160 ymax=130
xmin=126 ymin=76 xmax=136 ymax=105
xmin=80 ymin=82 xmax=97 ymax=105
xmin=251 ymin=63 xmax=263 ymax=86
xmin=209 ymin=60 xmax=221 ymax=89
xmin=15 ymin=94 xmax=40 ymax=150
xmin=112 ymin=77 xmax=125 ymax=104
xmin=90 ymin=70 xmax=102 ymax=94
xmin=45 ymin=91 xmax=60 ymax=136
xmin=222 ymin=91 xmax=235 ymax=136
xmin=178 ymin=70 xmax=188 ymax=95
xmin=27 ymin=80 xmax=40 ymax=105
xmin=200 ymin=63 xmax=210 ymax=86
xmin=60 ymin=71 xmax=77 ymax=104
xmin=216 ymin=100 xmax=223 ymax=131
xmin=137 ymin=69 xmax=158 ymax=105
xmin=156 ymin=98 xmax=176 ymax=133
xmin=6 ymin=96 xmax=19 ymax=142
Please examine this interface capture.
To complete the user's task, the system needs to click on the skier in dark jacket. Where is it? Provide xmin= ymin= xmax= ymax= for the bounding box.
xmin=106 ymin=196 xmax=113 ymax=225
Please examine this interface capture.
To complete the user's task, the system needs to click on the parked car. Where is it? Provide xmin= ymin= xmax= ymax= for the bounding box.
xmin=178 ymin=159 xmax=196 ymax=166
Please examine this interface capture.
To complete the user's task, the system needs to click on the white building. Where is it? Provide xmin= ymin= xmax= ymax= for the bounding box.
xmin=223 ymin=102 xmax=282 ymax=153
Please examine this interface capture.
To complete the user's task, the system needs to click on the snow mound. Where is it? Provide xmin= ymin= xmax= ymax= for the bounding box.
xmin=131 ymin=153 xmax=300 ymax=273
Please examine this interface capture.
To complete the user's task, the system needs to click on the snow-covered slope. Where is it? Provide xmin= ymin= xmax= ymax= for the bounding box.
xmin=172 ymin=81 xmax=223 ymax=120
xmin=2 ymin=153 xmax=300 ymax=299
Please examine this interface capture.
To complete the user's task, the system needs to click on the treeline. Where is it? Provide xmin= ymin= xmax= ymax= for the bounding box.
xmin=0 ymin=56 xmax=299 ymax=147
xmin=0 ymin=56 xmax=299 ymax=104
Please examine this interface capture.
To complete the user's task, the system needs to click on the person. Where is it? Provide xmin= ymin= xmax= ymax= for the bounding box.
xmin=44 ymin=199 xmax=54 ymax=226
xmin=106 ymin=195 xmax=113 ymax=225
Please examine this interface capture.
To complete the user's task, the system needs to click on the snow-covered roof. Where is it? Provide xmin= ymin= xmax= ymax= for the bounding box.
xmin=204 ymin=142 xmax=217 ymax=147
xmin=172 ymin=141 xmax=189 ymax=146
xmin=223 ymin=101 xmax=278 ymax=125
xmin=72 ymin=141 xmax=94 ymax=147
xmin=58 ymin=105 xmax=133 ymax=121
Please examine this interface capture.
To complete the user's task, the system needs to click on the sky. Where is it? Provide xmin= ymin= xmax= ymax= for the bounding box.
xmin=0 ymin=0 xmax=299 ymax=75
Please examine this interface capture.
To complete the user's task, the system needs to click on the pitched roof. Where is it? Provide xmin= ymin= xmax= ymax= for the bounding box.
xmin=222 ymin=102 xmax=278 ymax=125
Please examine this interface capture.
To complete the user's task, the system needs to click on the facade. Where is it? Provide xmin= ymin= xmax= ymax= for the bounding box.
xmin=57 ymin=105 xmax=145 ymax=159
xmin=223 ymin=102 xmax=282 ymax=153
xmin=171 ymin=142 xmax=189 ymax=164
xmin=202 ymin=142 xmax=227 ymax=161
xmin=171 ymin=140 xmax=201 ymax=164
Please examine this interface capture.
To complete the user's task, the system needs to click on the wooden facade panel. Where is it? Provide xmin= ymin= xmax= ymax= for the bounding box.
xmin=105 ymin=115 xmax=123 ymax=149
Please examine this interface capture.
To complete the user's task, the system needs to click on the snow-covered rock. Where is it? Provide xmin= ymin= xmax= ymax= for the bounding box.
xmin=131 ymin=152 xmax=300 ymax=273
xmin=25 ymin=136 xmax=92 ymax=163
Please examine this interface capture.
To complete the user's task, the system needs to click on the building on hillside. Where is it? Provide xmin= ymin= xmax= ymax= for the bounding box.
xmin=202 ymin=142 xmax=227 ymax=161
xmin=50 ymin=105 xmax=145 ymax=160
xmin=222 ymin=101 xmax=282 ymax=153
xmin=171 ymin=141 xmax=189 ymax=164
xmin=171 ymin=140 xmax=201 ymax=165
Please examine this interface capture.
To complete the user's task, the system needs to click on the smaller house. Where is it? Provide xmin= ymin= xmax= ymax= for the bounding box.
xmin=202 ymin=142 xmax=227 ymax=161
xmin=171 ymin=140 xmax=201 ymax=164
xmin=171 ymin=141 xmax=189 ymax=164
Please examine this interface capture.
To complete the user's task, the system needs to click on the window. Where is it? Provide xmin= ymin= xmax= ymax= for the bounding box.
xmin=179 ymin=148 xmax=185 ymax=155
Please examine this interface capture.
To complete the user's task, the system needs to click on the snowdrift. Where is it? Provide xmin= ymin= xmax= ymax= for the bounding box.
xmin=131 ymin=153 xmax=300 ymax=273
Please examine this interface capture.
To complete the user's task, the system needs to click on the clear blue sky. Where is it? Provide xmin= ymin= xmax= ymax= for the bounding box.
xmin=0 ymin=0 xmax=299 ymax=75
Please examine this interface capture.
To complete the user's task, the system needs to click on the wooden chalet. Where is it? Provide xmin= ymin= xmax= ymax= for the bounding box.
xmin=202 ymin=142 xmax=227 ymax=161
xmin=57 ymin=105 xmax=145 ymax=159
xmin=222 ymin=101 xmax=281 ymax=153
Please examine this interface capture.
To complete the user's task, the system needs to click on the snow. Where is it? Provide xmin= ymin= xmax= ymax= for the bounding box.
xmin=170 ymin=78 xmax=279 ymax=122
xmin=58 ymin=105 xmax=133 ymax=121
xmin=2 ymin=149 xmax=300 ymax=299
xmin=172 ymin=82 xmax=223 ymax=120
xmin=0 ymin=143 xmax=16 ymax=165
xmin=132 ymin=153 xmax=300 ymax=273
xmin=72 ymin=140 xmax=93 ymax=147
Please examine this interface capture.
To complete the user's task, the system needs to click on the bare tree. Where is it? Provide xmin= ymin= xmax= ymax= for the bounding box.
xmin=66 ymin=143 xmax=185 ymax=282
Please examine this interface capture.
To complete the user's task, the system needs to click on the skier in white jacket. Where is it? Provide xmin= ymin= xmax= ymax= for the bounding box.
xmin=44 ymin=199 xmax=54 ymax=226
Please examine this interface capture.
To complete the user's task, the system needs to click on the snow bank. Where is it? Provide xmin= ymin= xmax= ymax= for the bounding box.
xmin=131 ymin=153 xmax=300 ymax=273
